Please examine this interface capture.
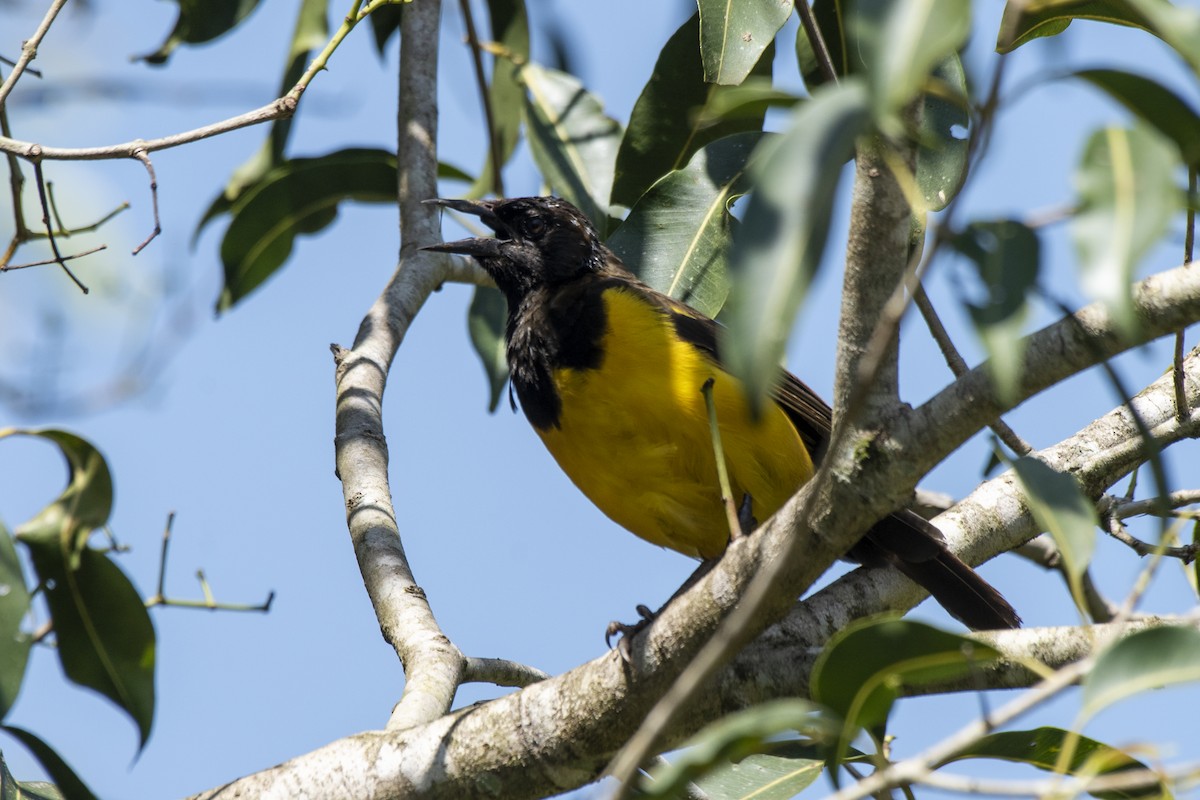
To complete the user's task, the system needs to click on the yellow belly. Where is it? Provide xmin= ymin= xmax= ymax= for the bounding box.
xmin=536 ymin=286 xmax=814 ymax=559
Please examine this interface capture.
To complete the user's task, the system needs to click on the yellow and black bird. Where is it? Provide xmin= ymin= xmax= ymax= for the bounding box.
xmin=425 ymin=195 xmax=1019 ymax=631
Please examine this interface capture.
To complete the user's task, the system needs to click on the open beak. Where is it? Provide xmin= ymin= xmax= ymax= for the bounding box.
xmin=422 ymin=198 xmax=504 ymax=257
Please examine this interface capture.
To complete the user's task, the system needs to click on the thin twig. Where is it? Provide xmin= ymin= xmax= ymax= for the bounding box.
xmin=130 ymin=146 xmax=161 ymax=255
xmin=1175 ymin=166 xmax=1195 ymax=423
xmin=458 ymin=0 xmax=504 ymax=194
xmin=795 ymin=0 xmax=838 ymax=85
xmin=0 ymin=0 xmax=69 ymax=107
xmin=31 ymin=160 xmax=86 ymax=292
xmin=1 ymin=244 xmax=106 ymax=271
xmin=701 ymin=378 xmax=744 ymax=542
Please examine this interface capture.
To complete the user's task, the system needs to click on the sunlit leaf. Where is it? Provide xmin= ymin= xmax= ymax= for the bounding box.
xmin=1071 ymin=123 xmax=1181 ymax=340
xmin=138 ymin=0 xmax=263 ymax=64
xmin=217 ymin=148 xmax=400 ymax=311
xmin=1074 ymin=69 xmax=1200 ymax=167
xmin=638 ymin=700 xmax=836 ymax=799
xmin=697 ymin=0 xmax=793 ymax=86
xmin=951 ymin=220 xmax=1040 ymax=405
xmin=722 ymin=80 xmax=869 ymax=409
xmin=3 ymin=726 xmax=98 ymax=800
xmin=521 ymin=63 xmax=622 ymax=229
xmin=467 ymin=286 xmax=509 ymax=412
xmin=917 ymin=55 xmax=970 ymax=211
xmin=1082 ymin=626 xmax=1200 ymax=721
xmin=938 ymin=727 xmax=1167 ymax=800
xmin=612 ymin=14 xmax=773 ymax=208
xmin=0 ymin=522 xmax=31 ymax=721
xmin=1009 ymin=456 xmax=1098 ymax=608
xmin=690 ymin=742 xmax=828 ymax=800
xmin=693 ymin=78 xmax=800 ymax=129
xmin=468 ymin=0 xmax=530 ymax=198
xmin=609 ymin=132 xmax=765 ymax=317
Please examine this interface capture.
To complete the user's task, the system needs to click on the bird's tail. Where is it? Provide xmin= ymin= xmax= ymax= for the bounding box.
xmin=850 ymin=509 xmax=1020 ymax=630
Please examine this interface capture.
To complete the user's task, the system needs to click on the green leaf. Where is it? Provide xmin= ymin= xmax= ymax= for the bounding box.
xmin=850 ymin=0 xmax=971 ymax=122
xmin=0 ymin=522 xmax=31 ymax=721
xmin=1071 ymin=123 xmax=1181 ymax=340
xmin=217 ymin=148 xmax=399 ymax=311
xmin=1009 ymin=456 xmax=1098 ymax=607
xmin=467 ymin=286 xmax=509 ymax=412
xmin=690 ymin=742 xmax=828 ymax=800
xmin=138 ymin=0 xmax=263 ymax=64
xmin=611 ymin=14 xmax=774 ymax=208
xmin=811 ymin=618 xmax=1002 ymax=742
xmin=2 ymin=429 xmax=113 ymax=561
xmin=2 ymin=727 xmax=97 ymax=800
xmin=692 ymin=78 xmax=800 ymax=129
xmin=21 ymin=543 xmax=157 ymax=748
xmin=939 ymin=727 xmax=1166 ymax=800
xmin=638 ymin=700 xmax=836 ymax=799
xmin=697 ymin=0 xmax=794 ymax=86
xmin=1074 ymin=69 xmax=1200 ymax=168
xmin=722 ymin=80 xmax=870 ymax=409
xmin=951 ymin=220 xmax=1040 ymax=405
xmin=996 ymin=0 xmax=1200 ymax=67
xmin=917 ymin=55 xmax=970 ymax=211
xmin=610 ymin=132 xmax=765 ymax=317
xmin=368 ymin=2 xmax=403 ymax=55
xmin=1082 ymin=626 xmax=1200 ymax=721
xmin=521 ymin=63 xmax=622 ymax=229
xmin=468 ymin=0 xmax=530 ymax=198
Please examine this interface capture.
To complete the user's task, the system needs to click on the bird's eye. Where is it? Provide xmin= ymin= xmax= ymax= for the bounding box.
xmin=522 ymin=216 xmax=547 ymax=238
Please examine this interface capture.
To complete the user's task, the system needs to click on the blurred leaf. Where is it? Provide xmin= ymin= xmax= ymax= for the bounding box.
xmin=951 ymin=220 xmax=1040 ymax=405
xmin=217 ymin=148 xmax=399 ymax=311
xmin=723 ymin=80 xmax=869 ymax=409
xmin=20 ymin=543 xmax=156 ymax=748
xmin=195 ymin=0 xmax=330 ymax=240
xmin=938 ymin=727 xmax=1166 ymax=800
xmin=2 ymin=429 xmax=113 ymax=561
xmin=917 ymin=55 xmax=970 ymax=211
xmin=609 ymin=132 xmax=765 ymax=317
xmin=521 ymin=63 xmax=622 ymax=229
xmin=3 ymin=726 xmax=98 ymax=800
xmin=0 ymin=522 xmax=31 ymax=721
xmin=369 ymin=2 xmax=403 ymax=54
xmin=850 ymin=0 xmax=970 ymax=122
xmin=811 ymin=618 xmax=1001 ymax=748
xmin=1071 ymin=123 xmax=1181 ymax=340
xmin=138 ymin=0 xmax=263 ymax=64
xmin=1082 ymin=625 xmax=1200 ymax=721
xmin=1009 ymin=456 xmax=1098 ymax=607
xmin=997 ymin=0 xmax=1200 ymax=67
xmin=638 ymin=700 xmax=836 ymax=799
xmin=468 ymin=0 xmax=530 ymax=198
xmin=693 ymin=78 xmax=800 ymax=128
xmin=467 ymin=286 xmax=509 ymax=412
xmin=690 ymin=742 xmax=828 ymax=800
xmin=796 ymin=0 xmax=848 ymax=88
xmin=697 ymin=0 xmax=794 ymax=86
xmin=612 ymin=14 xmax=774 ymax=208
xmin=1074 ymin=69 xmax=1200 ymax=167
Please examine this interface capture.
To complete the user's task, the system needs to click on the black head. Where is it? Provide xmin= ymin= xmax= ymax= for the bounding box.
xmin=423 ymin=196 xmax=607 ymax=302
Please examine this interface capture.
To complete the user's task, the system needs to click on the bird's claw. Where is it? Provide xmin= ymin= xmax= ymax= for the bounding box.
xmin=605 ymin=604 xmax=656 ymax=663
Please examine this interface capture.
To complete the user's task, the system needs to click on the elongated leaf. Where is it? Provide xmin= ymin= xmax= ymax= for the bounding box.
xmin=691 ymin=743 xmax=827 ymax=800
xmin=1010 ymin=456 xmax=1098 ymax=606
xmin=917 ymin=55 xmax=970 ymax=211
xmin=521 ymin=63 xmax=622 ymax=229
xmin=139 ymin=0 xmax=263 ymax=64
xmin=697 ymin=0 xmax=794 ymax=86
xmin=467 ymin=286 xmax=509 ymax=412
xmin=1074 ymin=69 xmax=1200 ymax=167
xmin=218 ymin=148 xmax=399 ymax=310
xmin=693 ymin=78 xmax=800 ymax=128
xmin=997 ymin=0 xmax=1200 ymax=68
xmin=639 ymin=700 xmax=836 ymax=799
xmin=369 ymin=3 xmax=403 ymax=54
xmin=0 ymin=523 xmax=31 ymax=721
xmin=850 ymin=0 xmax=971 ymax=121
xmin=723 ymin=80 xmax=870 ymax=408
xmin=1071 ymin=124 xmax=1181 ymax=339
xmin=2 ymin=727 xmax=97 ymax=800
xmin=1082 ymin=626 xmax=1200 ymax=721
xmin=951 ymin=220 xmax=1040 ymax=405
xmin=939 ymin=727 xmax=1165 ymax=800
xmin=609 ymin=132 xmax=765 ymax=317
xmin=612 ymin=14 xmax=773 ymax=208
xmin=468 ymin=0 xmax=530 ymax=198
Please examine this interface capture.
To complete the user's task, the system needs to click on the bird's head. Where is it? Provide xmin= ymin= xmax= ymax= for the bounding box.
xmin=423 ymin=196 xmax=607 ymax=299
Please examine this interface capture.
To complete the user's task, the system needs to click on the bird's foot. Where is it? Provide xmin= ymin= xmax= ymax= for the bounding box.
xmin=605 ymin=604 xmax=656 ymax=663
xmin=735 ymin=492 xmax=757 ymax=539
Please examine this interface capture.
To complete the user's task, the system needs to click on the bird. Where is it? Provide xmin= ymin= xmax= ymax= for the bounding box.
xmin=423 ymin=195 xmax=1019 ymax=631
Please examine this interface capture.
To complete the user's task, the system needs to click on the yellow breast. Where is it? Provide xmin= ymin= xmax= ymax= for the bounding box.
xmin=535 ymin=286 xmax=814 ymax=559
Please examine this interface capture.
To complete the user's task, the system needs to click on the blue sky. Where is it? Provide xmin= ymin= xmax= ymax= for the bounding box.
xmin=1 ymin=1 xmax=1198 ymax=798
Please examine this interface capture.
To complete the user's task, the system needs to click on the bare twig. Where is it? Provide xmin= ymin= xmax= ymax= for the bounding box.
xmin=31 ymin=160 xmax=86 ymax=292
xmin=462 ymin=656 xmax=550 ymax=688
xmin=144 ymin=511 xmax=274 ymax=612
xmin=0 ymin=0 xmax=69 ymax=107
xmin=795 ymin=0 xmax=838 ymax=85
xmin=1 ymin=244 xmax=106 ymax=271
xmin=458 ymin=0 xmax=504 ymax=194
xmin=1014 ymin=535 xmax=1118 ymax=622
xmin=130 ymin=146 xmax=161 ymax=255
xmin=1175 ymin=166 xmax=1195 ymax=423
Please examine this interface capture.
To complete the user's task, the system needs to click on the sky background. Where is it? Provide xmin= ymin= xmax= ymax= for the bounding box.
xmin=1 ymin=0 xmax=1199 ymax=798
